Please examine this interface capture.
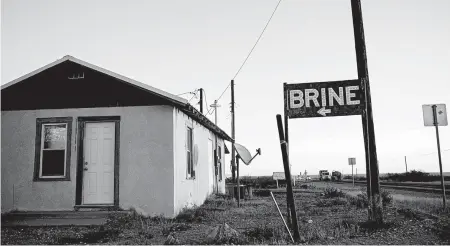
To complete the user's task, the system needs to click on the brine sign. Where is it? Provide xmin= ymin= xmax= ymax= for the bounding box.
xmin=284 ymin=79 xmax=363 ymax=118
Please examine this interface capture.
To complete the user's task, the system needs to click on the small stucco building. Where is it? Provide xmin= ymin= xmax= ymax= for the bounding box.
xmin=1 ymin=55 xmax=232 ymax=217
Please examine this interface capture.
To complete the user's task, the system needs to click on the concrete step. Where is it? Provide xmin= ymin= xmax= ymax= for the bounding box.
xmin=1 ymin=210 xmax=130 ymax=227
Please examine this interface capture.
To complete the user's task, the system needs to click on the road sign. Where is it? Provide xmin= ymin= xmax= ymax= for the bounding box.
xmin=422 ymin=104 xmax=448 ymax=126
xmin=273 ymin=172 xmax=285 ymax=180
xmin=284 ymin=79 xmax=362 ymax=119
xmin=348 ymin=158 xmax=356 ymax=165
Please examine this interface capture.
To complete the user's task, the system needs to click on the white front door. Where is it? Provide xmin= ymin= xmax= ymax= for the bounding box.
xmin=83 ymin=122 xmax=115 ymax=204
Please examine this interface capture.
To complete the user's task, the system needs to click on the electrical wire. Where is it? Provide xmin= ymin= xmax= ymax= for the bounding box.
xmin=232 ymin=0 xmax=282 ymax=80
xmin=216 ymin=82 xmax=231 ymax=103
xmin=177 ymin=91 xmax=194 ymax=96
xmin=213 ymin=0 xmax=282 ymax=108
xmin=188 ymin=90 xmax=198 ymax=104
xmin=410 ymin=148 xmax=450 ymax=157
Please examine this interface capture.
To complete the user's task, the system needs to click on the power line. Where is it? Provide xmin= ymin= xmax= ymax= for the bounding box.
xmin=188 ymin=90 xmax=198 ymax=103
xmin=413 ymin=149 xmax=450 ymax=157
xmin=216 ymin=82 xmax=231 ymax=103
xmin=213 ymin=0 xmax=282 ymax=107
xmin=232 ymin=0 xmax=282 ymax=80
xmin=177 ymin=91 xmax=194 ymax=96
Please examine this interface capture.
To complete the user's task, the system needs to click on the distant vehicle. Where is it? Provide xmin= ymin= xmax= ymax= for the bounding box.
xmin=319 ymin=170 xmax=331 ymax=181
xmin=331 ymin=171 xmax=342 ymax=181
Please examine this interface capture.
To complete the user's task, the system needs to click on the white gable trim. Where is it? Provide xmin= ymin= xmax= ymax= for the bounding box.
xmin=1 ymin=55 xmax=188 ymax=106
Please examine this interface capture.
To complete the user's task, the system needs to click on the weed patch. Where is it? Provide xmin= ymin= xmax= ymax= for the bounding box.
xmin=348 ymin=193 xmax=369 ymax=209
xmin=162 ymin=223 xmax=192 ymax=236
xmin=323 ymin=187 xmax=345 ymax=198
xmin=175 ymin=206 xmax=209 ymax=222
xmin=56 ymin=227 xmax=119 ymax=244
xmin=244 ymin=225 xmax=290 ymax=244
xmin=316 ymin=197 xmax=349 ymax=207
xmin=359 ymin=221 xmax=397 ymax=231
xmin=253 ymin=189 xmax=271 ymax=197
xmin=332 ymin=219 xmax=360 ymax=239
xmin=381 ymin=190 xmax=393 ymax=207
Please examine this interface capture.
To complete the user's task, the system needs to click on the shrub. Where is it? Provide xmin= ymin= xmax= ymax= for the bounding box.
xmin=381 ymin=190 xmax=393 ymax=207
xmin=324 ymin=187 xmax=345 ymax=198
xmin=380 ymin=170 xmax=450 ymax=182
xmin=204 ymin=196 xmax=237 ymax=208
xmin=348 ymin=193 xmax=368 ymax=209
xmin=348 ymin=190 xmax=392 ymax=209
xmin=316 ymin=197 xmax=349 ymax=207
xmin=175 ymin=205 xmax=208 ymax=222
xmin=253 ymin=189 xmax=271 ymax=197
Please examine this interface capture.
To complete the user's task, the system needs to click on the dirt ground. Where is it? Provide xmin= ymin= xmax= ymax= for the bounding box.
xmin=2 ymin=185 xmax=449 ymax=245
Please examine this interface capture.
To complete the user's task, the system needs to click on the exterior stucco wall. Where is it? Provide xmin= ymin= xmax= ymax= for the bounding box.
xmin=173 ymin=108 xmax=226 ymax=215
xmin=1 ymin=106 xmax=174 ymax=216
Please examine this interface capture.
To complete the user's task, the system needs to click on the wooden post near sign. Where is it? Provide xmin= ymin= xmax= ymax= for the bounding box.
xmin=282 ymin=0 xmax=383 ymax=224
xmin=351 ymin=0 xmax=382 ymax=223
xmin=276 ymin=114 xmax=300 ymax=242
xmin=283 ymin=82 xmax=292 ymax=226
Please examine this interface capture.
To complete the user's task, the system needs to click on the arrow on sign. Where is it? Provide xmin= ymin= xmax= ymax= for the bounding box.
xmin=317 ymin=107 xmax=331 ymax=116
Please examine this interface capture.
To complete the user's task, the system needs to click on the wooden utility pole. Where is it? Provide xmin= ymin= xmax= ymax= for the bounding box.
xmin=199 ymin=88 xmax=203 ymax=114
xmin=237 ymin=157 xmax=241 ymax=207
xmin=404 ymin=156 xmax=408 ymax=173
xmin=276 ymin=114 xmax=300 ymax=242
xmin=211 ymin=100 xmax=221 ymax=125
xmin=210 ymin=100 xmax=221 ymax=194
xmin=231 ymin=80 xmax=236 ymax=183
xmin=351 ymin=0 xmax=383 ymax=223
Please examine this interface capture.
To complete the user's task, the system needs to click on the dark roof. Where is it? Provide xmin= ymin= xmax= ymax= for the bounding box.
xmin=1 ymin=55 xmax=233 ymax=142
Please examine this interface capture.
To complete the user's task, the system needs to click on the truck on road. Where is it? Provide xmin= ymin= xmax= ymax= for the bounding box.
xmin=331 ymin=171 xmax=342 ymax=181
xmin=319 ymin=170 xmax=331 ymax=181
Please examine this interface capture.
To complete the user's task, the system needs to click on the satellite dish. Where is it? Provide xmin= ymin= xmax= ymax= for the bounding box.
xmin=234 ymin=143 xmax=252 ymax=165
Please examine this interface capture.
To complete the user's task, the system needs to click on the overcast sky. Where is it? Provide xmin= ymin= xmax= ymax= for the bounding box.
xmin=2 ymin=0 xmax=449 ymax=176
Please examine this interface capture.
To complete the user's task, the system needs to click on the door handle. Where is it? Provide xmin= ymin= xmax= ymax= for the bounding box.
xmin=84 ymin=161 xmax=88 ymax=171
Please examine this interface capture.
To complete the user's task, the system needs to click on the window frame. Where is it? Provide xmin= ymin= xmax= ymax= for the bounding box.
xmin=186 ymin=124 xmax=195 ymax=179
xmin=218 ymin=145 xmax=222 ymax=181
xmin=34 ymin=117 xmax=72 ymax=181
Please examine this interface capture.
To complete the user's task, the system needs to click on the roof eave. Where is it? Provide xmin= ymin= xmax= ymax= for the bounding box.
xmin=180 ymin=105 xmax=234 ymax=143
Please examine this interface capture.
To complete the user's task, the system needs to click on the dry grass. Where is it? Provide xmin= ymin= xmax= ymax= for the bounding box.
xmin=392 ymin=195 xmax=449 ymax=215
xmin=2 ymin=188 xmax=450 ymax=245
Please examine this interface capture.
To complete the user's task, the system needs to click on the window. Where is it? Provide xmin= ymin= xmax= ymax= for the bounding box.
xmin=34 ymin=117 xmax=72 ymax=181
xmin=218 ymin=145 xmax=222 ymax=181
xmin=186 ymin=126 xmax=195 ymax=179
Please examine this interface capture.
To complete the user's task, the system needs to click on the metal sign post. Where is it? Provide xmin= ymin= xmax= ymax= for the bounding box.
xmin=349 ymin=158 xmax=356 ymax=187
xmin=422 ymin=104 xmax=447 ymax=209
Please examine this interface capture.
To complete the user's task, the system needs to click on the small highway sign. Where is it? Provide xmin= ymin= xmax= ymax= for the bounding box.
xmin=273 ymin=172 xmax=285 ymax=180
xmin=284 ymin=79 xmax=362 ymax=118
xmin=348 ymin=158 xmax=356 ymax=165
xmin=422 ymin=104 xmax=448 ymax=126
